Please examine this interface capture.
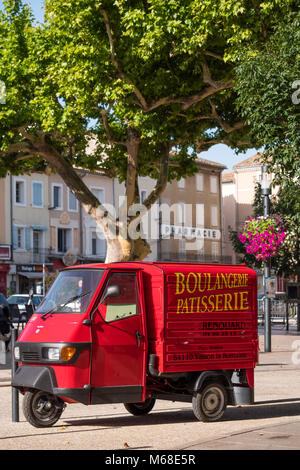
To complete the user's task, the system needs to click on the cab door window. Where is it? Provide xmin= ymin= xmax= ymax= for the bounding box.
xmin=101 ymin=273 xmax=138 ymax=322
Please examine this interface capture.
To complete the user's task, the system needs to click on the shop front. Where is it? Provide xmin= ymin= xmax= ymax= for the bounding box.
xmin=0 ymin=263 xmax=9 ymax=295
xmin=16 ymin=264 xmax=53 ymax=295
xmin=0 ymin=245 xmax=11 ymax=295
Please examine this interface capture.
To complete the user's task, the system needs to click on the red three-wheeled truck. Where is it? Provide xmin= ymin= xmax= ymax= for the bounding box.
xmin=12 ymin=261 xmax=258 ymax=427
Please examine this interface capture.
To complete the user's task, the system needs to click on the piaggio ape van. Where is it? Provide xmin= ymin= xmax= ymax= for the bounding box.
xmin=12 ymin=262 xmax=258 ymax=427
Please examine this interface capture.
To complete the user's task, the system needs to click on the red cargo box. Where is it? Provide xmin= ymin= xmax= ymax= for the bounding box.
xmin=140 ymin=262 xmax=258 ymax=378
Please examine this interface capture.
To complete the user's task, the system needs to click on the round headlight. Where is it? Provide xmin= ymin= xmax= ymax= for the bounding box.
xmin=47 ymin=348 xmax=60 ymax=361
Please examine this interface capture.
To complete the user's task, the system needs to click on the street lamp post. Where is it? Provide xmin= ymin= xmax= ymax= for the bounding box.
xmin=261 ymin=165 xmax=272 ymax=352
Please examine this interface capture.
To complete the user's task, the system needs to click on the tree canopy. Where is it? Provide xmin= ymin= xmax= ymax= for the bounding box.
xmin=0 ymin=0 xmax=298 ymax=262
xmin=235 ymin=9 xmax=300 ymax=197
xmin=230 ymin=183 xmax=300 ymax=276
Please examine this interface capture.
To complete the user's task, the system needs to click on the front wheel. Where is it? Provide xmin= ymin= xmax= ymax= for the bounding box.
xmin=23 ymin=390 xmax=65 ymax=428
xmin=192 ymin=383 xmax=227 ymax=422
xmin=124 ymin=398 xmax=156 ymax=416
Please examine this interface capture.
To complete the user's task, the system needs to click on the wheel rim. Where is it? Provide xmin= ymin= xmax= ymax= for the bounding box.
xmin=201 ymin=386 xmax=225 ymax=418
xmin=31 ymin=392 xmax=60 ymax=424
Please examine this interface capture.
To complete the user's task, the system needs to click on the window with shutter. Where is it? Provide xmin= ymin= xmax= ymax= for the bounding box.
xmin=68 ymin=188 xmax=78 ymax=211
xmin=32 ymin=182 xmax=43 ymax=208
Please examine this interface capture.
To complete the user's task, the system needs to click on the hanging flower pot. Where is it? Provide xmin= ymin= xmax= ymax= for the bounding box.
xmin=238 ymin=215 xmax=288 ymax=262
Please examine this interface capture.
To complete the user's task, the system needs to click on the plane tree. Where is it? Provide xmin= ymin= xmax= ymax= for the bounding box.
xmin=234 ymin=8 xmax=300 ymax=215
xmin=0 ymin=0 xmax=295 ymax=262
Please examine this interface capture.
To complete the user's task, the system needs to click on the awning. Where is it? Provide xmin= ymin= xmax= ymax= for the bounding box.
xmin=31 ymin=225 xmax=48 ymax=231
xmin=18 ymin=272 xmax=43 ymax=279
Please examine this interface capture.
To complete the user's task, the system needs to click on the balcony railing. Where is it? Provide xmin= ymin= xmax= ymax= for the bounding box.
xmin=29 ymin=248 xmax=50 ymax=264
xmin=158 ymin=252 xmax=233 ymax=264
xmin=27 ymin=248 xmax=232 ymax=265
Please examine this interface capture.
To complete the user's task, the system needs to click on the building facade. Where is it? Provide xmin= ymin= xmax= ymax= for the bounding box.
xmin=221 ymin=153 xmax=299 ymax=297
xmin=0 ymin=155 xmax=227 ymax=295
xmin=0 ymin=175 xmax=10 ymax=294
xmin=222 ymin=153 xmax=271 ymax=265
xmin=159 ymin=158 xmax=227 ymax=263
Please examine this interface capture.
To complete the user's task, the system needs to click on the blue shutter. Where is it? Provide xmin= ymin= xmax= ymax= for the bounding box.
xmin=33 ymin=182 xmax=42 ymax=207
xmin=25 ymin=227 xmax=31 ymax=250
xmin=12 ymin=226 xmax=17 ymax=250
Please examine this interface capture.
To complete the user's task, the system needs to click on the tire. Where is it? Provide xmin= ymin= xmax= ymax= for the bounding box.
xmin=23 ymin=390 xmax=65 ymax=428
xmin=192 ymin=383 xmax=227 ymax=422
xmin=124 ymin=398 xmax=156 ymax=416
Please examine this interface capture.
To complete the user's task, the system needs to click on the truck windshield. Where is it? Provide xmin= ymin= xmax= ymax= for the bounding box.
xmin=36 ymin=269 xmax=104 ymax=314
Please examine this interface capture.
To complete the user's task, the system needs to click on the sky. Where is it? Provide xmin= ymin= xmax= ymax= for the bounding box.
xmin=0 ymin=0 xmax=258 ymax=171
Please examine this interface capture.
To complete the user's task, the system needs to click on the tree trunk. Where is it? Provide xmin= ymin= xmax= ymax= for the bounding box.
xmin=84 ymin=204 xmax=151 ymax=263
xmin=105 ymin=235 xmax=151 ymax=263
xmin=34 ymin=137 xmax=163 ymax=264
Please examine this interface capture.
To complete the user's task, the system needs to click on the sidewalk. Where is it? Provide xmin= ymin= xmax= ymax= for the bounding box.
xmin=0 ymin=347 xmax=11 ymax=387
xmin=185 ymin=326 xmax=300 ymax=450
xmin=1 ymin=327 xmax=300 ymax=450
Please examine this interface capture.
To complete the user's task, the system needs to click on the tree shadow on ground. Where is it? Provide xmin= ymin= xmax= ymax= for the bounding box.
xmin=63 ymin=398 xmax=300 ymax=428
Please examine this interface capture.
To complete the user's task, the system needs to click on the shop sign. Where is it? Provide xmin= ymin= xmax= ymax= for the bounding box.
xmin=16 ymin=264 xmax=44 ymax=273
xmin=161 ymin=224 xmax=221 ymax=240
xmin=265 ymin=276 xmax=277 ymax=299
xmin=0 ymin=245 xmax=11 ymax=260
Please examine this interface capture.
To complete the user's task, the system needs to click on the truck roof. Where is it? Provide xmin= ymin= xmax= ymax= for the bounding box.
xmin=66 ymin=261 xmax=255 ymax=275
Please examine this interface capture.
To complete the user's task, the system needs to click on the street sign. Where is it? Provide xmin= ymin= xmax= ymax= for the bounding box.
xmin=265 ymin=276 xmax=277 ymax=299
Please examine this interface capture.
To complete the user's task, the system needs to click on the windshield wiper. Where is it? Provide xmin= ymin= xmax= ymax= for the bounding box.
xmin=40 ymin=290 xmax=92 ymax=320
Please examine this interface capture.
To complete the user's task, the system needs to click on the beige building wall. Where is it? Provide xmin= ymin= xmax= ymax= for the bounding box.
xmin=113 ymin=159 xmax=226 ymax=262
xmin=0 ymin=176 xmax=6 ymax=245
xmin=81 ymin=171 xmax=114 ymax=261
xmin=113 ymin=176 xmax=158 ymax=260
xmin=160 ymin=159 xmax=226 ymax=262
xmin=0 ymin=176 xmax=10 ymax=295
xmin=48 ymin=172 xmax=80 ymax=258
xmin=222 ymin=172 xmax=236 ymax=262
xmin=222 ymin=153 xmax=275 ymax=263
xmin=11 ymin=173 xmax=50 ymax=266
xmin=0 ymin=174 xmax=13 ymax=247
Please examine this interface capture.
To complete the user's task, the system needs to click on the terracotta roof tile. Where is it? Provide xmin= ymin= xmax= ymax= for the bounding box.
xmin=233 ymin=153 xmax=263 ymax=168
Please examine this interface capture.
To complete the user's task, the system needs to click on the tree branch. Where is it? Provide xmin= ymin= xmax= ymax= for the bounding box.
xmin=207 ymin=99 xmax=246 ymax=133
xmin=99 ymin=7 xmax=149 ymax=111
xmin=201 ymin=58 xmax=224 ymax=89
xmin=203 ymin=51 xmax=225 ymax=61
xmin=145 ymin=79 xmax=233 ymax=112
xmin=182 ymin=80 xmax=233 ymax=111
xmin=17 ymin=126 xmax=37 ymax=142
xmin=0 ymin=141 xmax=37 ymax=156
xmin=100 ymin=109 xmax=127 ymax=147
xmin=125 ymin=127 xmax=140 ymax=210
xmin=196 ymin=137 xmax=253 ymax=152
xmin=99 ymin=7 xmax=233 ymax=115
xmin=141 ymin=143 xmax=170 ymax=211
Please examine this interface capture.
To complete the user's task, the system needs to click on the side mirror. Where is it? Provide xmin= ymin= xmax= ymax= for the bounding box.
xmin=101 ymin=285 xmax=121 ymax=303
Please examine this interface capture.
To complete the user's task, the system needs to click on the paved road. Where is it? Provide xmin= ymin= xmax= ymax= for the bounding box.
xmin=1 ymin=329 xmax=300 ymax=450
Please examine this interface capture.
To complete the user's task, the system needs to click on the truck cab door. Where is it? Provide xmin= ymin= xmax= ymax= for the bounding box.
xmin=90 ymin=271 xmax=147 ymax=405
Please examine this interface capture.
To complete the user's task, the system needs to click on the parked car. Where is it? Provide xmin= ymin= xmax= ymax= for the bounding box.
xmin=0 ymin=293 xmax=9 ymax=308
xmin=7 ymin=294 xmax=44 ymax=313
xmin=0 ymin=294 xmax=11 ymax=350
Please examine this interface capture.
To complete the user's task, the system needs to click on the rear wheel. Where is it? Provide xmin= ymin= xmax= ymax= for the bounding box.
xmin=23 ymin=390 xmax=65 ymax=428
xmin=124 ymin=398 xmax=156 ymax=416
xmin=192 ymin=383 xmax=227 ymax=422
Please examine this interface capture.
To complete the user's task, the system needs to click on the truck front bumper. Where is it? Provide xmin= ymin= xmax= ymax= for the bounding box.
xmin=12 ymin=365 xmax=90 ymax=405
